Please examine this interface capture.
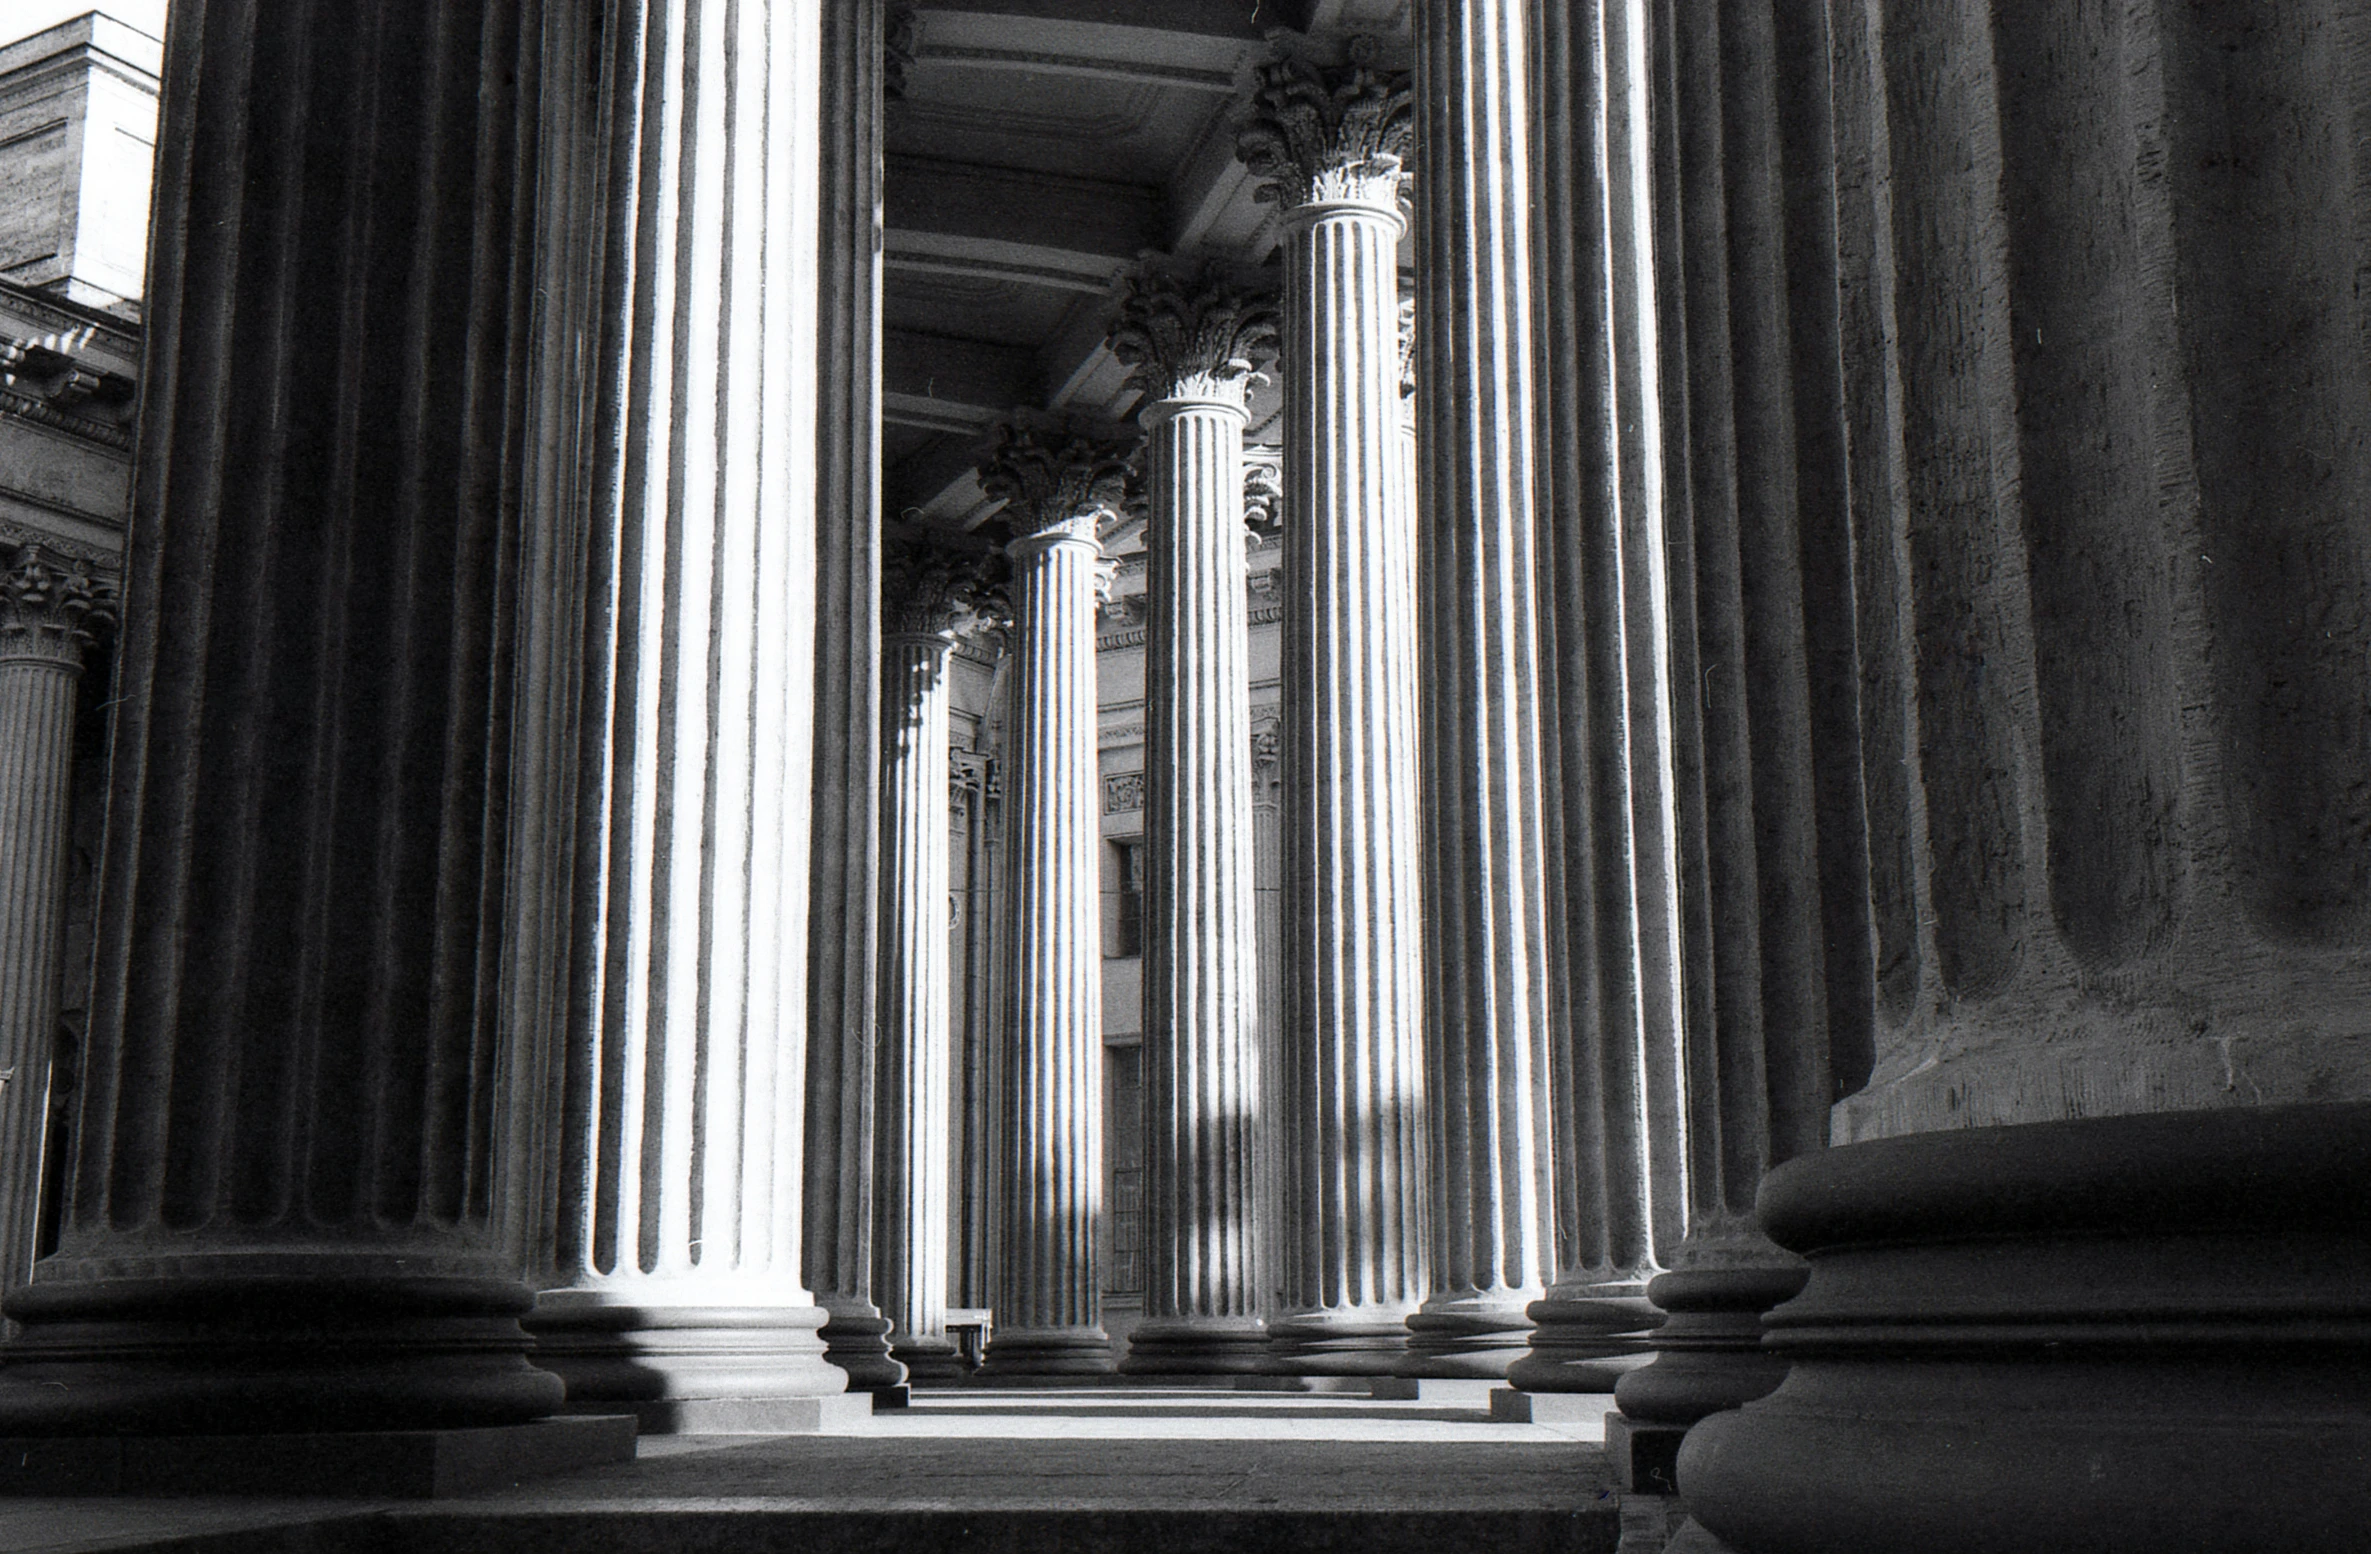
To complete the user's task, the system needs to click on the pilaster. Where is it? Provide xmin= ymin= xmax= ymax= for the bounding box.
xmin=1238 ymin=41 xmax=1430 ymax=1375
xmin=1106 ymin=263 xmax=1277 ymax=1374
xmin=972 ymin=418 xmax=1136 ymax=1377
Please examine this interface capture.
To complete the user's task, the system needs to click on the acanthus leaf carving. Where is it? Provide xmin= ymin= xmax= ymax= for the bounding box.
xmin=1234 ymin=37 xmax=1414 ymax=213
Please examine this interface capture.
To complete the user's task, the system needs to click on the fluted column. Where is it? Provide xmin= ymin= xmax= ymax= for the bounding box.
xmin=1512 ymin=0 xmax=1689 ymax=1397
xmin=1406 ymin=0 xmax=1560 ymax=1379
xmin=1107 ymin=264 xmax=1277 ymax=1374
xmin=529 ymin=0 xmax=855 ymax=1430
xmin=0 ymin=551 xmax=111 ymax=1316
xmin=0 ymin=0 xmax=569 ymax=1434
xmin=874 ymin=538 xmax=998 ymax=1385
xmin=974 ymin=420 xmax=1133 ymax=1377
xmin=1237 ymin=43 xmax=1429 ymax=1375
xmin=804 ymin=0 xmax=899 ymax=1396
xmin=1680 ymin=3 xmax=2371 ymax=1549
xmin=1588 ymin=0 xmax=1867 ymax=1502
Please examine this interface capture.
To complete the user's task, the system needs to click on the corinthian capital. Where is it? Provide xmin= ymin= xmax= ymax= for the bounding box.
xmin=1109 ymin=262 xmax=1280 ymax=410
xmin=1235 ymin=38 xmax=1413 ymax=212
xmin=882 ymin=531 xmax=1008 ymax=640
xmin=976 ymin=416 xmax=1141 ymax=543
xmin=0 ymin=546 xmax=116 ymax=666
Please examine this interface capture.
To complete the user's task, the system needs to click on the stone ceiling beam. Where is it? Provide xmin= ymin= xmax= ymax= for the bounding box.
xmin=887 ymin=155 xmax=1166 ymax=276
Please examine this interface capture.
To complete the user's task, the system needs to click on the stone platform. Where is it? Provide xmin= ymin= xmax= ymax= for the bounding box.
xmin=2 ymin=1387 xmax=1622 ymax=1553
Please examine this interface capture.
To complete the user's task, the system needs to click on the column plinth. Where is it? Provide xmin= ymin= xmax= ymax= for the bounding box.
xmin=0 ymin=0 xmax=569 ymax=1434
xmin=529 ymin=0 xmax=856 ymax=1426
xmin=1406 ymin=0 xmax=1558 ymax=1381
xmin=973 ymin=422 xmax=1133 ymax=1379
xmin=1107 ymin=267 xmax=1276 ymax=1376
xmin=1237 ymin=47 xmax=1429 ymax=1377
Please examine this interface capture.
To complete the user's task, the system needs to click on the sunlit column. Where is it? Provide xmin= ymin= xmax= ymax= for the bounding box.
xmin=974 ymin=418 xmax=1136 ymax=1377
xmin=530 ymin=0 xmax=858 ymax=1429
xmin=1237 ymin=40 xmax=1430 ymax=1375
xmin=1406 ymin=0 xmax=1560 ymax=1379
xmin=874 ymin=536 xmax=999 ymax=1385
xmin=1107 ymin=263 xmax=1277 ymax=1374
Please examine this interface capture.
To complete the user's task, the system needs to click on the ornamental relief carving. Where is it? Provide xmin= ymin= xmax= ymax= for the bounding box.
xmin=0 ymin=546 xmax=117 ymax=665
xmin=1235 ymin=38 xmax=1413 ymax=212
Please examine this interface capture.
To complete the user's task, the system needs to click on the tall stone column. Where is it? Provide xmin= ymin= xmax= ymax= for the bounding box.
xmin=974 ymin=419 xmax=1134 ymax=1377
xmin=0 ymin=551 xmax=111 ymax=1313
xmin=874 ymin=537 xmax=998 ymax=1385
xmin=1406 ymin=0 xmax=1560 ymax=1379
xmin=1107 ymin=264 xmax=1278 ymax=1374
xmin=1511 ymin=0 xmax=1690 ymax=1398
xmin=804 ymin=0 xmax=900 ymax=1397
xmin=0 ymin=0 xmax=572 ymax=1435
xmin=1680 ymin=3 xmax=2371 ymax=1550
xmin=1586 ymin=0 xmax=1868 ymax=1495
xmin=529 ymin=0 xmax=859 ymax=1429
xmin=1237 ymin=42 xmax=1429 ymax=1375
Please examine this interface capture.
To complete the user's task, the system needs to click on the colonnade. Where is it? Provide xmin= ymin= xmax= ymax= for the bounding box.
xmin=0 ymin=4 xmax=2361 ymax=1549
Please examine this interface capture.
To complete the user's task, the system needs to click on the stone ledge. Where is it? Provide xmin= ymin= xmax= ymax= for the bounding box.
xmin=563 ymin=1394 xmax=875 ymax=1434
xmin=0 ymin=1414 xmax=638 ymax=1498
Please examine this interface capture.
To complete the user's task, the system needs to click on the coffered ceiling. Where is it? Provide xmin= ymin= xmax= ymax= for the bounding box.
xmin=883 ymin=0 xmax=1413 ymax=530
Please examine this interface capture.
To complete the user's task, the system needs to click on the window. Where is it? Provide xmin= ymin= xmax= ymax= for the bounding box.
xmin=1110 ymin=839 xmax=1144 ymax=959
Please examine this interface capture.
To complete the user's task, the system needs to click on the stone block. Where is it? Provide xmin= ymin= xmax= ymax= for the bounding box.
xmin=0 ymin=1414 xmax=638 ymax=1498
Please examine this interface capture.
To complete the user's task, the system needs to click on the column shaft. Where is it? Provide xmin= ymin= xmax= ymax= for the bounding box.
xmin=1408 ymin=0 xmax=1561 ymax=1379
xmin=1513 ymin=0 xmax=1690 ymax=1395
xmin=1678 ymin=2 xmax=2371 ymax=1548
xmin=804 ymin=0 xmax=899 ymax=1394
xmin=0 ymin=562 xmax=105 ymax=1313
xmin=1239 ymin=50 xmax=1430 ymax=1369
xmin=981 ymin=524 xmax=1112 ymax=1374
xmin=0 ymin=0 xmax=567 ymax=1434
xmin=529 ymin=0 xmax=851 ymax=1429
xmin=1123 ymin=397 xmax=1265 ymax=1372
xmin=876 ymin=630 xmax=961 ymax=1382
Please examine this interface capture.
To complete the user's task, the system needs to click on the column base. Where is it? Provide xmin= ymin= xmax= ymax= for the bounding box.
xmin=1611 ymin=1264 xmax=1804 ymax=1428
xmin=0 ymin=1266 xmax=564 ymax=1434
xmin=1398 ymin=1292 xmax=1535 ymax=1379
xmin=820 ymin=1296 xmax=910 ymax=1391
xmin=1505 ymin=1287 xmax=1663 ymax=1393
xmin=1680 ymin=1103 xmax=2371 ymax=1554
xmin=0 ymin=1414 xmax=638 ymax=1498
xmin=1118 ymin=1316 xmax=1270 ymax=1374
xmin=1264 ymin=1307 xmax=1414 ymax=1375
xmin=890 ymin=1332 xmax=970 ymax=1384
xmin=976 ymin=1323 xmax=1115 ymax=1377
xmin=526 ymin=1296 xmax=848 ymax=1427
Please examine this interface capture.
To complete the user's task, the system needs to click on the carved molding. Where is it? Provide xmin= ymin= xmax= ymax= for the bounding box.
xmin=1235 ymin=38 xmax=1414 ymax=211
xmin=1101 ymin=771 xmax=1145 ymax=815
xmin=1243 ymin=448 xmax=1284 ymax=538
